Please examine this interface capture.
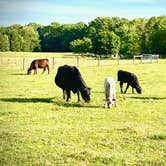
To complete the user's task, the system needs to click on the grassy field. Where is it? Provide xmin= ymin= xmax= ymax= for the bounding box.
xmin=0 ymin=53 xmax=166 ymax=165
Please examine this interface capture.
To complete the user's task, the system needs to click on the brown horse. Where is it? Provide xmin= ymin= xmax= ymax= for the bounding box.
xmin=27 ymin=59 xmax=50 ymax=75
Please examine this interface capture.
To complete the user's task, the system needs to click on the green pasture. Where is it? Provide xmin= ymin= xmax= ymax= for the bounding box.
xmin=0 ymin=53 xmax=166 ymax=165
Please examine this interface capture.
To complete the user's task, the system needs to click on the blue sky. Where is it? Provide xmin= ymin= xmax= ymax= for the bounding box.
xmin=0 ymin=0 xmax=165 ymax=26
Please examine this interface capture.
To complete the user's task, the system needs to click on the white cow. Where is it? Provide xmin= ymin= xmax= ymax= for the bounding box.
xmin=104 ymin=77 xmax=117 ymax=108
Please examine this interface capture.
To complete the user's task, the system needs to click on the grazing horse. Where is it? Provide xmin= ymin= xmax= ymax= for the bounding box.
xmin=104 ymin=77 xmax=117 ymax=108
xmin=27 ymin=59 xmax=50 ymax=75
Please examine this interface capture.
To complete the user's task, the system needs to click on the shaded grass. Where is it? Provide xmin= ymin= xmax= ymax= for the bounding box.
xmin=0 ymin=59 xmax=166 ymax=165
xmin=0 ymin=97 xmax=55 ymax=103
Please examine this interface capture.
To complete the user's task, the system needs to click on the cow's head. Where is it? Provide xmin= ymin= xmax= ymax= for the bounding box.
xmin=136 ymin=86 xmax=142 ymax=94
xmin=80 ymin=87 xmax=91 ymax=103
xmin=27 ymin=68 xmax=32 ymax=75
xmin=132 ymin=79 xmax=142 ymax=94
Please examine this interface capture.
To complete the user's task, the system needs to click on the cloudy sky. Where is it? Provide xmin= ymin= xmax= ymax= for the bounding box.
xmin=0 ymin=0 xmax=165 ymax=26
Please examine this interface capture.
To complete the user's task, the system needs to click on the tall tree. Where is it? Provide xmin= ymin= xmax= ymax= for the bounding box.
xmin=149 ymin=16 xmax=166 ymax=56
xmin=0 ymin=32 xmax=10 ymax=51
xmin=70 ymin=37 xmax=92 ymax=54
xmin=21 ymin=26 xmax=40 ymax=51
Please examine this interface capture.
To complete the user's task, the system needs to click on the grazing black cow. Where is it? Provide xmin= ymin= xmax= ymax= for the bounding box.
xmin=55 ymin=65 xmax=91 ymax=102
xmin=27 ymin=59 xmax=50 ymax=75
xmin=117 ymin=70 xmax=142 ymax=94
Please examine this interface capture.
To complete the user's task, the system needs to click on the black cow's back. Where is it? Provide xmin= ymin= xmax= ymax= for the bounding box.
xmin=55 ymin=65 xmax=85 ymax=93
xmin=118 ymin=70 xmax=137 ymax=83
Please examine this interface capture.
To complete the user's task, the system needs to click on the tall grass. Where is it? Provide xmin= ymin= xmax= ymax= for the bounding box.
xmin=0 ymin=53 xmax=166 ymax=165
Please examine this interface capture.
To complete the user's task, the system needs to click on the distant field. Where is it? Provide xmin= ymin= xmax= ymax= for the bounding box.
xmin=0 ymin=52 xmax=166 ymax=165
xmin=0 ymin=52 xmax=76 ymax=57
xmin=0 ymin=52 xmax=161 ymax=70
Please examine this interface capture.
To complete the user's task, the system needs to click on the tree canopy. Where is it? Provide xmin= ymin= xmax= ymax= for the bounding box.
xmin=0 ymin=16 xmax=165 ymax=58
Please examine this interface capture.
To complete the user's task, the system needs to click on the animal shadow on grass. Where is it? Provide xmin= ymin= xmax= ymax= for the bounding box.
xmin=0 ymin=97 xmax=101 ymax=108
xmin=0 ymin=97 xmax=54 ymax=103
xmin=53 ymin=99 xmax=100 ymax=108
xmin=128 ymin=96 xmax=166 ymax=100
xmin=11 ymin=73 xmax=27 ymax=75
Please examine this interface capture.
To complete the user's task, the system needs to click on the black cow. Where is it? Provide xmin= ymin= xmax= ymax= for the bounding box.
xmin=55 ymin=65 xmax=91 ymax=102
xmin=27 ymin=59 xmax=50 ymax=75
xmin=117 ymin=70 xmax=142 ymax=94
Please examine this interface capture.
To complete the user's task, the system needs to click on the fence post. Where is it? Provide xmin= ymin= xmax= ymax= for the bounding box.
xmin=52 ymin=57 xmax=55 ymax=69
xmin=117 ymin=55 xmax=120 ymax=65
xmin=157 ymin=54 xmax=159 ymax=63
xmin=23 ymin=57 xmax=26 ymax=70
xmin=77 ymin=56 xmax=79 ymax=67
xmin=98 ymin=55 xmax=100 ymax=67
xmin=150 ymin=55 xmax=152 ymax=63
xmin=133 ymin=56 xmax=135 ymax=64
xmin=141 ymin=55 xmax=143 ymax=64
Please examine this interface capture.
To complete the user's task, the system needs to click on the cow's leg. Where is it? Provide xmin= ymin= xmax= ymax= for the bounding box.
xmin=105 ymin=90 xmax=108 ymax=108
xmin=34 ymin=66 xmax=38 ymax=74
xmin=47 ymin=65 xmax=50 ymax=74
xmin=63 ymin=89 xmax=66 ymax=100
xmin=77 ymin=91 xmax=81 ymax=102
xmin=105 ymin=88 xmax=110 ymax=108
xmin=42 ymin=67 xmax=46 ymax=74
xmin=124 ymin=83 xmax=130 ymax=94
xmin=34 ymin=64 xmax=38 ymax=74
xmin=34 ymin=69 xmax=37 ymax=74
xmin=120 ymin=81 xmax=123 ymax=93
xmin=112 ymin=93 xmax=117 ymax=107
xmin=66 ymin=90 xmax=71 ymax=102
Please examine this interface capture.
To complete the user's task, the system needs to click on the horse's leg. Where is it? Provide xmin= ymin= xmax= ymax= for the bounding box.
xmin=120 ymin=81 xmax=123 ymax=93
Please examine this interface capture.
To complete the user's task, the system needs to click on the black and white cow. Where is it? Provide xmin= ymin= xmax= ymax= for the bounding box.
xmin=104 ymin=77 xmax=117 ymax=108
xmin=117 ymin=70 xmax=142 ymax=94
xmin=55 ymin=65 xmax=91 ymax=102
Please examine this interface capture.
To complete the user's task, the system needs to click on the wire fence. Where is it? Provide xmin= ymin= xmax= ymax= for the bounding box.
xmin=0 ymin=55 xmax=159 ymax=70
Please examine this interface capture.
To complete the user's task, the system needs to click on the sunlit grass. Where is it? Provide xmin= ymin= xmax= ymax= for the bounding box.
xmin=0 ymin=56 xmax=166 ymax=165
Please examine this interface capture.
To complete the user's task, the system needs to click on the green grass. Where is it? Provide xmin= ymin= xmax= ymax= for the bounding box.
xmin=0 ymin=54 xmax=166 ymax=165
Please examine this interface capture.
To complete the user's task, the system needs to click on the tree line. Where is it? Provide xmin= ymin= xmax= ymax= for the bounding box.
xmin=0 ymin=16 xmax=165 ymax=58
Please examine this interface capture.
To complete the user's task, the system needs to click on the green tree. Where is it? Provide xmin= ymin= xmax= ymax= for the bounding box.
xmin=149 ymin=16 xmax=166 ymax=57
xmin=8 ymin=29 xmax=22 ymax=51
xmin=70 ymin=37 xmax=92 ymax=54
xmin=0 ymin=33 xmax=10 ymax=51
xmin=119 ymin=18 xmax=146 ymax=58
xmin=21 ymin=26 xmax=40 ymax=51
xmin=92 ymin=31 xmax=120 ymax=56
xmin=88 ymin=17 xmax=120 ymax=56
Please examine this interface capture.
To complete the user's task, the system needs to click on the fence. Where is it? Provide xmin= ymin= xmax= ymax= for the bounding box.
xmin=133 ymin=54 xmax=159 ymax=64
xmin=0 ymin=55 xmax=159 ymax=70
xmin=0 ymin=56 xmax=122 ymax=69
